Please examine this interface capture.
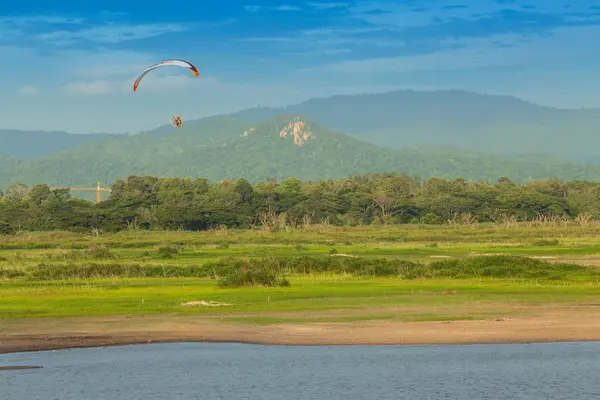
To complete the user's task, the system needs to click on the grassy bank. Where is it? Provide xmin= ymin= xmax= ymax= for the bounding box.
xmin=2 ymin=224 xmax=600 ymax=323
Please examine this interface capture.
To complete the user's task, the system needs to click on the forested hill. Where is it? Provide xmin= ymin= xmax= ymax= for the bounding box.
xmin=4 ymin=90 xmax=600 ymax=163
xmin=222 ymin=90 xmax=600 ymax=163
xmin=0 ymin=129 xmax=116 ymax=159
xmin=2 ymin=115 xmax=600 ymax=188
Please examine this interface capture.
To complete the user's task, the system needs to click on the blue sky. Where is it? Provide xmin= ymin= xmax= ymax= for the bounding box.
xmin=2 ymin=0 xmax=600 ymax=133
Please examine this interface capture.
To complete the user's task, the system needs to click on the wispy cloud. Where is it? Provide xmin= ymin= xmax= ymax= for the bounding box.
xmin=306 ymin=2 xmax=348 ymax=10
xmin=329 ymin=43 xmax=518 ymax=73
xmin=36 ymin=23 xmax=188 ymax=45
xmin=285 ymin=47 xmax=351 ymax=56
xmin=0 ymin=14 xmax=84 ymax=41
xmin=300 ymin=26 xmax=387 ymax=36
xmin=347 ymin=0 xmax=600 ymax=30
xmin=324 ymin=25 xmax=600 ymax=74
xmin=17 ymin=85 xmax=37 ymax=95
xmin=64 ymin=81 xmax=114 ymax=95
xmin=63 ymin=72 xmax=215 ymax=96
xmin=277 ymin=5 xmax=302 ymax=11
xmin=243 ymin=5 xmax=302 ymax=12
xmin=65 ymin=50 xmax=157 ymax=79
xmin=238 ymin=37 xmax=293 ymax=42
xmin=0 ymin=15 xmax=85 ymax=27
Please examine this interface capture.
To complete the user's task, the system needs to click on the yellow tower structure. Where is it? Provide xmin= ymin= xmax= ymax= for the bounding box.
xmin=50 ymin=181 xmax=111 ymax=204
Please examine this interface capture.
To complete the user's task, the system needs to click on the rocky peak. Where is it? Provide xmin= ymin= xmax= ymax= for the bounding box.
xmin=279 ymin=117 xmax=315 ymax=146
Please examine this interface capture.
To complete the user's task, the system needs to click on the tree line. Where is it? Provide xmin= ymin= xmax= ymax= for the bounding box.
xmin=1 ymin=173 xmax=599 ymax=234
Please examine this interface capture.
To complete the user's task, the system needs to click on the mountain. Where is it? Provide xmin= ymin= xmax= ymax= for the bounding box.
xmin=4 ymin=89 xmax=600 ymax=163
xmin=3 ymin=115 xmax=600 ymax=188
xmin=221 ymin=90 xmax=600 ymax=163
xmin=0 ymin=129 xmax=116 ymax=159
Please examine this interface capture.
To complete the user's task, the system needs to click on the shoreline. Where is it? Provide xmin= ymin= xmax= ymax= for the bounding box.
xmin=5 ymin=336 xmax=600 ymax=355
xmin=3 ymin=306 xmax=600 ymax=354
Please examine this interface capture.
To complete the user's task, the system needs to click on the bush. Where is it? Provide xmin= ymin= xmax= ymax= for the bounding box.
xmin=85 ymin=244 xmax=115 ymax=259
xmin=0 ymin=268 xmax=26 ymax=278
xmin=532 ymin=239 xmax=560 ymax=246
xmin=9 ymin=255 xmax=600 ymax=284
xmin=420 ymin=213 xmax=444 ymax=224
xmin=156 ymin=245 xmax=180 ymax=258
xmin=430 ymin=255 xmax=598 ymax=280
xmin=0 ymin=220 xmax=15 ymax=235
xmin=218 ymin=270 xmax=290 ymax=288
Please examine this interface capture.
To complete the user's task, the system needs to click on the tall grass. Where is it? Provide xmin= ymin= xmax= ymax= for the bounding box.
xmin=5 ymin=255 xmax=599 ymax=285
xmin=2 ymin=223 xmax=600 ymax=250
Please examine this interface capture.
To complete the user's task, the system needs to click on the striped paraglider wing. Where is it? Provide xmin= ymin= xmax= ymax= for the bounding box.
xmin=132 ymin=59 xmax=199 ymax=92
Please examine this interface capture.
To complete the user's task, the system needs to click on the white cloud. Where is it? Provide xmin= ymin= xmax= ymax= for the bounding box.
xmin=36 ymin=23 xmax=188 ymax=45
xmin=286 ymin=47 xmax=351 ymax=56
xmin=17 ymin=85 xmax=37 ymax=95
xmin=64 ymin=81 xmax=114 ymax=95
xmin=238 ymin=37 xmax=292 ymax=42
xmin=243 ymin=5 xmax=302 ymax=12
xmin=297 ymin=26 xmax=405 ymax=49
xmin=348 ymin=0 xmax=599 ymax=28
xmin=62 ymin=49 xmax=158 ymax=78
xmin=330 ymin=43 xmax=517 ymax=73
xmin=63 ymin=72 xmax=215 ymax=97
xmin=326 ymin=26 xmax=600 ymax=74
xmin=276 ymin=5 xmax=302 ymax=11
xmin=301 ymin=27 xmax=386 ymax=36
xmin=0 ymin=15 xmax=85 ymax=27
xmin=0 ymin=14 xmax=84 ymax=41
xmin=306 ymin=2 xmax=347 ymax=10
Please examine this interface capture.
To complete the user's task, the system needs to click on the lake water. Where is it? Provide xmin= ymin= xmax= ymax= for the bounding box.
xmin=2 ymin=341 xmax=600 ymax=399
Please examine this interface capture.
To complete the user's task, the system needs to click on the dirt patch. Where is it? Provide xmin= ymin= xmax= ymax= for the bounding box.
xmin=0 ymin=366 xmax=42 ymax=370
xmin=330 ymin=253 xmax=359 ymax=258
xmin=2 ymin=305 xmax=600 ymax=353
xmin=180 ymin=301 xmax=232 ymax=307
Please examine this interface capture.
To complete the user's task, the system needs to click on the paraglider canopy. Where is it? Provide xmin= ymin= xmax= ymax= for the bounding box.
xmin=132 ymin=59 xmax=199 ymax=92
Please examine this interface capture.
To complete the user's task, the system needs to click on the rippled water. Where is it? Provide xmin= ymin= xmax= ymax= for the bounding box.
xmin=3 ymin=342 xmax=600 ymax=399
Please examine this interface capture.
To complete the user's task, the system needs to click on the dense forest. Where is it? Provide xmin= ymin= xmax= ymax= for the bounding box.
xmin=0 ymin=173 xmax=599 ymax=234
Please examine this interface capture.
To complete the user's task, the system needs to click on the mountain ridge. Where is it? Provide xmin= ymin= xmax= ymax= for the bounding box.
xmin=2 ymin=114 xmax=600 ymax=189
xmin=4 ymin=89 xmax=600 ymax=161
xmin=0 ymin=129 xmax=118 ymax=159
xmin=214 ymin=89 xmax=600 ymax=162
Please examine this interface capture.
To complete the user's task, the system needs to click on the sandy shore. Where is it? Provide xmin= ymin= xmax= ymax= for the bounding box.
xmin=3 ymin=305 xmax=600 ymax=354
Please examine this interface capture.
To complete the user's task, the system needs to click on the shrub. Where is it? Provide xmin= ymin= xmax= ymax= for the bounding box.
xmin=156 ymin=245 xmax=180 ymax=258
xmin=218 ymin=270 xmax=290 ymax=288
xmin=85 ymin=244 xmax=115 ymax=259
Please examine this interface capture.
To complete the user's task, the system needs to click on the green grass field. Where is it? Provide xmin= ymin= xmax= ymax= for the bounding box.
xmin=2 ymin=224 xmax=600 ymax=323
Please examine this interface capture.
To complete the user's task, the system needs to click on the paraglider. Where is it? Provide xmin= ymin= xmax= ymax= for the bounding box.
xmin=132 ymin=59 xmax=199 ymax=128
xmin=170 ymin=114 xmax=184 ymax=128
xmin=132 ymin=59 xmax=199 ymax=92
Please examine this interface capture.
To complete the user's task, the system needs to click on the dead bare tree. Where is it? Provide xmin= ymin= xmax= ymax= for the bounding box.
xmin=575 ymin=212 xmax=592 ymax=226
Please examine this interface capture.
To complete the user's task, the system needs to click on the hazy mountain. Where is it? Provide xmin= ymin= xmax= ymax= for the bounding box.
xmin=0 ymin=129 xmax=116 ymax=159
xmin=4 ymin=89 xmax=600 ymax=164
xmin=221 ymin=90 xmax=600 ymax=162
xmin=3 ymin=115 xmax=600 ymax=188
